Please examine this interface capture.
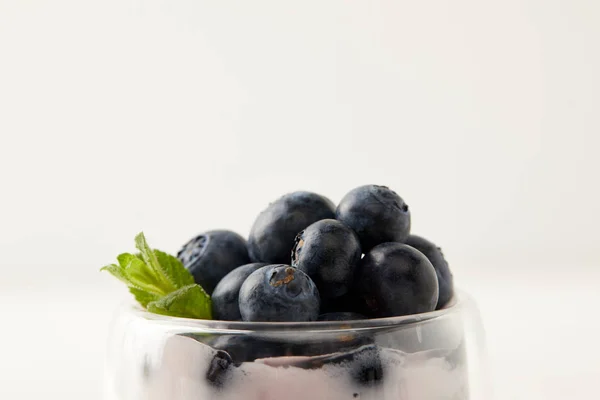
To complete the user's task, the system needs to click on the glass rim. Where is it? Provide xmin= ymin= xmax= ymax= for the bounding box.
xmin=125 ymin=290 xmax=466 ymax=334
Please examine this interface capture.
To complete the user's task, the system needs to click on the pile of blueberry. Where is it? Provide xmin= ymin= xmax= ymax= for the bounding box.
xmin=177 ymin=185 xmax=453 ymax=322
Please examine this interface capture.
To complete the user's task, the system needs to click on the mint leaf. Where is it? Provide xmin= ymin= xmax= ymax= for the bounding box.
xmin=154 ymin=249 xmax=195 ymax=288
xmin=100 ymin=263 xmax=130 ymax=285
xmin=102 ymin=256 xmax=165 ymax=306
xmin=147 ymin=284 xmax=212 ymax=319
xmin=135 ymin=233 xmax=177 ymax=293
xmin=116 ymin=253 xmax=158 ymax=290
xmin=101 ymin=232 xmax=213 ymax=320
xmin=117 ymin=253 xmax=141 ymax=269
xmin=129 ymin=287 xmax=161 ymax=308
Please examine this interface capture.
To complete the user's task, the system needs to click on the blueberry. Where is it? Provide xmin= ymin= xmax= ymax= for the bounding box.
xmin=286 ymin=344 xmax=384 ymax=386
xmin=292 ymin=219 xmax=361 ymax=300
xmin=336 ymin=185 xmax=411 ymax=251
xmin=211 ymin=263 xmax=268 ymax=321
xmin=355 ymin=243 xmax=438 ymax=317
xmin=177 ymin=230 xmax=250 ymax=295
xmin=298 ymin=334 xmax=374 ymax=357
xmin=248 ymin=192 xmax=335 ymax=264
xmin=239 ymin=264 xmax=321 ymax=322
xmin=317 ymin=312 xmax=366 ymax=321
xmin=205 ymin=350 xmax=234 ymax=388
xmin=209 ymin=335 xmax=295 ymax=363
xmin=318 ymin=291 xmax=365 ymax=315
xmin=405 ymin=235 xmax=454 ymax=309
xmin=350 ymin=346 xmax=384 ymax=386
xmin=207 ymin=333 xmax=372 ymax=362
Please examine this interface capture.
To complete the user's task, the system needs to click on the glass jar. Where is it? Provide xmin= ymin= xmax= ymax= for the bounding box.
xmin=104 ymin=291 xmax=490 ymax=400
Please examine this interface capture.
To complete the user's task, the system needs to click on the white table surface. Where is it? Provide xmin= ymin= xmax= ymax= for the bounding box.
xmin=1 ymin=267 xmax=598 ymax=400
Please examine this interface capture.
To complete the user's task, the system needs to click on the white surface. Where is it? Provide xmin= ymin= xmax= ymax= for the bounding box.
xmin=1 ymin=1 xmax=599 ymax=399
xmin=1 ymin=270 xmax=598 ymax=400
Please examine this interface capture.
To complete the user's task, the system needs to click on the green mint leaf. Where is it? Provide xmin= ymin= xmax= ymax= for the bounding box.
xmin=116 ymin=252 xmax=165 ymax=295
xmin=154 ymin=249 xmax=194 ymax=288
xmin=102 ymin=232 xmax=212 ymax=320
xmin=134 ymin=233 xmax=172 ymax=289
xmin=129 ymin=287 xmax=162 ymax=308
xmin=134 ymin=232 xmax=180 ymax=293
xmin=147 ymin=284 xmax=212 ymax=319
xmin=117 ymin=253 xmax=141 ymax=268
xmin=102 ymin=256 xmax=164 ymax=307
xmin=100 ymin=264 xmax=130 ymax=285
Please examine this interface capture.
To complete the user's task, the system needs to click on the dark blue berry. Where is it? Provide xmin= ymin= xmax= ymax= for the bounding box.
xmin=317 ymin=312 xmax=366 ymax=321
xmin=205 ymin=350 xmax=234 ymax=388
xmin=209 ymin=335 xmax=295 ymax=363
xmin=405 ymin=235 xmax=454 ymax=309
xmin=207 ymin=333 xmax=372 ymax=362
xmin=177 ymin=230 xmax=250 ymax=295
xmin=336 ymin=185 xmax=411 ymax=251
xmin=355 ymin=243 xmax=438 ymax=317
xmin=351 ymin=347 xmax=384 ymax=386
xmin=211 ymin=263 xmax=268 ymax=320
xmin=285 ymin=344 xmax=384 ymax=386
xmin=248 ymin=192 xmax=335 ymax=264
xmin=318 ymin=291 xmax=364 ymax=315
xmin=292 ymin=219 xmax=361 ymax=300
xmin=298 ymin=334 xmax=374 ymax=357
xmin=239 ymin=264 xmax=320 ymax=322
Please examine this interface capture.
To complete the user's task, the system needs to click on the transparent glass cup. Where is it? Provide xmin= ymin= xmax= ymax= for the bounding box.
xmin=104 ymin=291 xmax=490 ymax=400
